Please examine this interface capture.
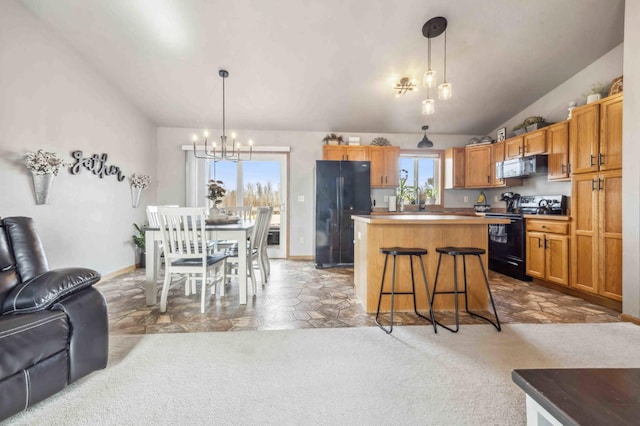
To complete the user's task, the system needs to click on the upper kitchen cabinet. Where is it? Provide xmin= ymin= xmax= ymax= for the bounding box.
xmin=570 ymin=93 xmax=622 ymax=174
xmin=504 ymin=130 xmax=547 ymax=159
xmin=490 ymin=141 xmax=505 ymax=186
xmin=546 ymin=121 xmax=570 ymax=181
xmin=444 ymin=147 xmax=465 ymax=189
xmin=322 ymin=145 xmax=368 ymax=161
xmin=369 ymin=146 xmax=399 ymax=188
xmin=464 ymin=144 xmax=492 ymax=188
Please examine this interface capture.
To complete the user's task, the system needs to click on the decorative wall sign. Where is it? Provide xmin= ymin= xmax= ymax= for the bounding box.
xmin=69 ymin=150 xmax=126 ymax=181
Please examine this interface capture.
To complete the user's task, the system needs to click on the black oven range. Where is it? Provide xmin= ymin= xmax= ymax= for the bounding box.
xmin=486 ymin=195 xmax=567 ymax=281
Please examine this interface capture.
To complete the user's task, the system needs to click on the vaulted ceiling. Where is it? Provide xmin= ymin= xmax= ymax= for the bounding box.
xmin=21 ymin=0 xmax=625 ymax=135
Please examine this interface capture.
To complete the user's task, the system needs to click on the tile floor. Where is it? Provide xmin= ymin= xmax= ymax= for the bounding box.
xmin=99 ymin=259 xmax=620 ymax=334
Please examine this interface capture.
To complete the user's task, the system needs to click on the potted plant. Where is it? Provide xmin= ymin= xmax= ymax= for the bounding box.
xmin=423 ymin=178 xmax=437 ymax=205
xmin=584 ymin=82 xmax=606 ymax=104
xmin=397 ymin=169 xmax=415 ymax=212
xmin=524 ymin=116 xmax=547 ymax=132
xmin=322 ymin=133 xmax=344 ymax=145
xmin=207 ymin=179 xmax=226 ymax=216
xmin=132 ymin=223 xmax=146 ymax=268
xmin=512 ymin=122 xmax=526 ymax=136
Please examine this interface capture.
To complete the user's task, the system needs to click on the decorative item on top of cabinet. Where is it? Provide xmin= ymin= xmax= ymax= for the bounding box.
xmin=322 ymin=133 xmax=343 ymax=145
xmin=546 ymin=121 xmax=570 ymax=181
xmin=369 ymin=145 xmax=399 ymax=188
xmin=571 ymin=169 xmax=622 ymax=301
xmin=570 ymin=93 xmax=622 ymax=174
xmin=464 ymin=144 xmax=492 ymax=188
xmin=526 ymin=218 xmax=570 ymax=286
xmin=444 ymin=147 xmax=465 ymax=189
xmin=608 ymin=76 xmax=623 ymax=96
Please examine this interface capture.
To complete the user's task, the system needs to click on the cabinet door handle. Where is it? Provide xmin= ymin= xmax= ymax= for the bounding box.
xmin=487 ymin=175 xmax=490 ymax=184
xmin=591 ymin=178 xmax=597 ymax=191
xmin=598 ymin=178 xmax=603 ymax=191
xmin=538 ymin=237 xmax=542 ymax=248
xmin=561 ymin=164 xmax=566 ymax=174
xmin=524 ymin=143 xmax=528 ymax=154
xmin=599 ymin=153 xmax=604 ymax=166
xmin=518 ymin=146 xmax=522 ymax=155
xmin=544 ymin=237 xmax=549 ymax=249
xmin=590 ymin=154 xmax=596 ymax=167
xmin=385 ymin=176 xmax=388 ymax=184
xmin=380 ymin=176 xmax=383 ymax=184
xmin=568 ymin=163 xmax=572 ymax=174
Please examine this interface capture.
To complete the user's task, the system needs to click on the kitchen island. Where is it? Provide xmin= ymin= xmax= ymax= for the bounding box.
xmin=352 ymin=214 xmax=510 ymax=313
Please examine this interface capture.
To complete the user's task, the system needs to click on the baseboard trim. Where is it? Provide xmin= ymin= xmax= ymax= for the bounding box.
xmin=99 ymin=265 xmax=137 ymax=282
xmin=531 ymin=278 xmax=622 ymax=312
xmin=288 ymin=256 xmax=314 ymax=261
xmin=620 ymin=314 xmax=640 ymax=326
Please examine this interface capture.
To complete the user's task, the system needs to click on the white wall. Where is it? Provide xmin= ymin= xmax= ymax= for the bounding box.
xmin=156 ymin=128 xmax=479 ymax=256
xmin=623 ymin=0 xmax=640 ymax=318
xmin=0 ymin=0 xmax=156 ymax=274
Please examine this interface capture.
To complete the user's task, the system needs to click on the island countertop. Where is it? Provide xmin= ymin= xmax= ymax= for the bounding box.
xmin=352 ymin=214 xmax=509 ymax=314
xmin=352 ymin=214 xmax=510 ymax=225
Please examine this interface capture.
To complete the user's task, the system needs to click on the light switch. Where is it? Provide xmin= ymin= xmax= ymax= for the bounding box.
xmin=297 ymin=195 xmax=304 ymax=202
xmin=383 ymin=196 xmax=389 ymax=202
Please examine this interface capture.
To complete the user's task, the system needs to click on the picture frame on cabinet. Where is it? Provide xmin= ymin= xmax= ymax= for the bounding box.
xmin=497 ymin=127 xmax=506 ymax=142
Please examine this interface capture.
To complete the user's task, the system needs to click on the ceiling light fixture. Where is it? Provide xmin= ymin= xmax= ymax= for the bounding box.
xmin=193 ymin=69 xmax=252 ymax=162
xmin=394 ymin=77 xmax=416 ymax=96
xmin=421 ymin=16 xmax=451 ymax=115
xmin=417 ymin=125 xmax=434 ymax=148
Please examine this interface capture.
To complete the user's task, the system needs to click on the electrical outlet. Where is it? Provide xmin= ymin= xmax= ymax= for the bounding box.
xmin=494 ymin=195 xmax=499 ymax=202
xmin=299 ymin=236 xmax=304 ymax=244
xmin=297 ymin=195 xmax=304 ymax=202
xmin=383 ymin=196 xmax=389 ymax=202
xmin=464 ymin=196 xmax=469 ymax=203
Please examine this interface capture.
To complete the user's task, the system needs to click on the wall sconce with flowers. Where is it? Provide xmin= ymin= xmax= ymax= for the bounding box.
xmin=24 ymin=149 xmax=65 ymax=205
xmin=129 ymin=173 xmax=150 ymax=208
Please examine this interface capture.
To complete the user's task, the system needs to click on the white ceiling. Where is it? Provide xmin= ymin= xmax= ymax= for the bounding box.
xmin=20 ymin=0 xmax=625 ymax=135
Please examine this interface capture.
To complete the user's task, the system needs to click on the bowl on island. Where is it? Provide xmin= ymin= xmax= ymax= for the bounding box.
xmin=474 ymin=204 xmax=491 ymax=213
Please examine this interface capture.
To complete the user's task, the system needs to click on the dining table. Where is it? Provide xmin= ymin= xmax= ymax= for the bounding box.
xmin=144 ymin=220 xmax=255 ymax=306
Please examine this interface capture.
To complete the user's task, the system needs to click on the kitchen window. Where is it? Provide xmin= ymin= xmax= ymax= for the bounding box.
xmin=399 ymin=151 xmax=443 ymax=206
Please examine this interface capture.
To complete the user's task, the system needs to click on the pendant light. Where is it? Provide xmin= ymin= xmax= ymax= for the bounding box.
xmin=421 ymin=35 xmax=435 ymax=115
xmin=438 ymin=29 xmax=452 ymax=100
xmin=417 ymin=125 xmax=434 ymax=148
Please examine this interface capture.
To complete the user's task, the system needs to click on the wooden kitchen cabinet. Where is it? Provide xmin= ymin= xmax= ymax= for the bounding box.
xmin=571 ymin=169 xmax=622 ymax=301
xmin=444 ymin=147 xmax=465 ymax=189
xmin=526 ymin=219 xmax=570 ymax=286
xmin=322 ymin=145 xmax=368 ymax=161
xmin=570 ymin=93 xmax=622 ymax=175
xmin=546 ymin=121 xmax=570 ymax=181
xmin=490 ymin=141 xmax=505 ymax=186
xmin=504 ymin=130 xmax=546 ymax=159
xmin=504 ymin=136 xmax=524 ymax=159
xmin=465 ymin=144 xmax=492 ymax=188
xmin=369 ymin=146 xmax=399 ymax=188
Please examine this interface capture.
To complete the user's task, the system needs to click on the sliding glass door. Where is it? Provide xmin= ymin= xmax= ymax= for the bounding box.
xmin=209 ymin=154 xmax=287 ymax=258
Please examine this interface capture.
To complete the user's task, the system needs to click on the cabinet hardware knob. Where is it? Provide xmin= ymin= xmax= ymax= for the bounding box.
xmin=541 ymin=225 xmax=546 ymax=228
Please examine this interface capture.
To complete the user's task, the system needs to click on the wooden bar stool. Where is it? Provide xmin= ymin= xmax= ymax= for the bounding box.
xmin=430 ymin=247 xmax=501 ymax=333
xmin=375 ymin=247 xmax=437 ymax=334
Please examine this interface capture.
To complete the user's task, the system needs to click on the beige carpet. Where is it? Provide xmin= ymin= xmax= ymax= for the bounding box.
xmin=7 ymin=323 xmax=640 ymax=425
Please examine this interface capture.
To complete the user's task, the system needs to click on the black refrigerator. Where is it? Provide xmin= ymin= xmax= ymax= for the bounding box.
xmin=315 ymin=160 xmax=371 ymax=268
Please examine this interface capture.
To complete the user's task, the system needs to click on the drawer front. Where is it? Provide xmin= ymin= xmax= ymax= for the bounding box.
xmin=527 ymin=220 xmax=569 ymax=234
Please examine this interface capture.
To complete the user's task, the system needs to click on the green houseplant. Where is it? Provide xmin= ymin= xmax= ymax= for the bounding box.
xmin=132 ymin=223 xmax=146 ymax=268
xmin=322 ymin=133 xmax=343 ymax=145
xmin=397 ymin=169 xmax=415 ymax=211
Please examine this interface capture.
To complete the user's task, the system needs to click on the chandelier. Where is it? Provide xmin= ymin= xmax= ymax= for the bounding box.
xmin=421 ymin=16 xmax=452 ymax=115
xmin=394 ymin=77 xmax=417 ymax=96
xmin=193 ymin=69 xmax=252 ymax=162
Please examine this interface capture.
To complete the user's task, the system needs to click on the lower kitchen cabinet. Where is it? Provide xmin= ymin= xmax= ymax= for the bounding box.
xmin=526 ymin=219 xmax=570 ymax=286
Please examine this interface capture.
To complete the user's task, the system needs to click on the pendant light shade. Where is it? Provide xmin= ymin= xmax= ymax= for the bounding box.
xmin=417 ymin=125 xmax=434 ymax=148
xmin=423 ymin=37 xmax=436 ymax=88
xmin=438 ymin=82 xmax=452 ymax=100
xmin=421 ymin=98 xmax=435 ymax=115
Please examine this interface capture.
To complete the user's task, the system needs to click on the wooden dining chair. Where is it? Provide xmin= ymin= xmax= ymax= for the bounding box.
xmin=157 ymin=207 xmax=227 ymax=313
xmin=224 ymin=206 xmax=272 ymax=293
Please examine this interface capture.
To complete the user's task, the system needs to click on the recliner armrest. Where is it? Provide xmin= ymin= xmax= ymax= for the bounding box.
xmin=2 ymin=267 xmax=101 ymax=314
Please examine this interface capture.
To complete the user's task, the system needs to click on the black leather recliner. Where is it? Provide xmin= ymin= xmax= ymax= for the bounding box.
xmin=0 ymin=217 xmax=108 ymax=421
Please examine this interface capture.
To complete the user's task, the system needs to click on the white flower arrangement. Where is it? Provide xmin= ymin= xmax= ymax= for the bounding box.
xmin=24 ymin=149 xmax=65 ymax=175
xmin=129 ymin=173 xmax=151 ymax=189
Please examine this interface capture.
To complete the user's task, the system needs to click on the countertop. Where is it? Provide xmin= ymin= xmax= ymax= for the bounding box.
xmin=352 ymin=214 xmax=510 ymax=225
